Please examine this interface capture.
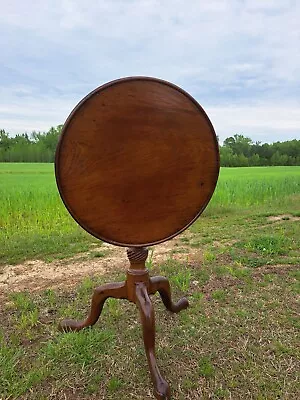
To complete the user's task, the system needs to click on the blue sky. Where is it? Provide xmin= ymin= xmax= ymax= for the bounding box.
xmin=1 ymin=0 xmax=299 ymax=143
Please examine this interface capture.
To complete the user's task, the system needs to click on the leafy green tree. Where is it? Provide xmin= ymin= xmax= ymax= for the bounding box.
xmin=0 ymin=126 xmax=299 ymax=166
xmin=220 ymin=146 xmax=234 ymax=167
xmin=249 ymin=153 xmax=260 ymax=166
xmin=0 ymin=130 xmax=10 ymax=151
xmin=224 ymin=134 xmax=253 ymax=157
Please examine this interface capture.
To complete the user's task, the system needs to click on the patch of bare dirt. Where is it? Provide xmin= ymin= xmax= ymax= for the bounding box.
xmin=200 ymin=263 xmax=298 ymax=300
xmin=0 ymin=233 xmax=202 ymax=297
xmin=0 ymin=245 xmax=124 ymax=297
xmin=201 ymin=275 xmax=238 ymax=299
xmin=252 ymin=263 xmax=298 ymax=277
xmin=267 ymin=214 xmax=300 ymax=222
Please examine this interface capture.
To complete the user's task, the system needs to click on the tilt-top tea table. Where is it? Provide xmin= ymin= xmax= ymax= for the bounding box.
xmin=55 ymin=76 xmax=219 ymax=399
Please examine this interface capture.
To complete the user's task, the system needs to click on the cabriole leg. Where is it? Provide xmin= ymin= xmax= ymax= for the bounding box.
xmin=59 ymin=281 xmax=127 ymax=331
xmin=135 ymin=282 xmax=170 ymax=400
xmin=150 ymin=276 xmax=189 ymax=313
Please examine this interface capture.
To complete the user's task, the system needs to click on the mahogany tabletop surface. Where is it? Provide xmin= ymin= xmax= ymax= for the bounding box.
xmin=55 ymin=77 xmax=219 ymax=247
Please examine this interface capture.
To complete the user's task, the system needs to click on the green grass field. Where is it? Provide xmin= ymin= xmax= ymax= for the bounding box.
xmin=0 ymin=163 xmax=300 ymax=400
xmin=1 ymin=163 xmax=300 ymax=265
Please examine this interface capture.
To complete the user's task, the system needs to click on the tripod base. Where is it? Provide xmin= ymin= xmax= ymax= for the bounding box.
xmin=59 ymin=247 xmax=189 ymax=400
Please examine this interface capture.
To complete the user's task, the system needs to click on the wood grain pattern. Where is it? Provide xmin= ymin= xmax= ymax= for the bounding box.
xmin=59 ymin=247 xmax=189 ymax=399
xmin=136 ymin=282 xmax=170 ymax=399
xmin=55 ymin=76 xmax=219 ymax=247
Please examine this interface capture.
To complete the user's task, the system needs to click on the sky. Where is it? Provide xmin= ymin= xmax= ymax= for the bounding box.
xmin=1 ymin=0 xmax=300 ymax=143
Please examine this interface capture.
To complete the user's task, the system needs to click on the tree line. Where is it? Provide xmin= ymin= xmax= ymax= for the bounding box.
xmin=220 ymin=134 xmax=300 ymax=166
xmin=0 ymin=127 xmax=299 ymax=166
xmin=0 ymin=126 xmax=63 ymax=163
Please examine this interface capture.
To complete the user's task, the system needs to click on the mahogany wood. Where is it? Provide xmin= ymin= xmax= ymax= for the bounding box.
xmin=136 ymin=282 xmax=170 ymax=400
xmin=149 ymin=276 xmax=189 ymax=312
xmin=55 ymin=77 xmax=219 ymax=247
xmin=58 ymin=282 xmax=127 ymax=331
xmin=59 ymin=247 xmax=189 ymax=399
xmin=56 ymin=77 xmax=219 ymax=399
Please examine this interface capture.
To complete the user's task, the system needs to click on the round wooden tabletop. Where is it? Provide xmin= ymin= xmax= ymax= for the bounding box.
xmin=55 ymin=77 xmax=219 ymax=247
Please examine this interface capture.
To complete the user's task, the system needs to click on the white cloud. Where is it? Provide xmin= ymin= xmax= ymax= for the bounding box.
xmin=207 ymin=104 xmax=300 ymax=143
xmin=0 ymin=0 xmax=299 ymax=142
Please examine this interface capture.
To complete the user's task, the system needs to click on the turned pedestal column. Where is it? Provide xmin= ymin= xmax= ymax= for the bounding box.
xmin=59 ymin=247 xmax=188 ymax=399
xmin=55 ymin=76 xmax=219 ymax=399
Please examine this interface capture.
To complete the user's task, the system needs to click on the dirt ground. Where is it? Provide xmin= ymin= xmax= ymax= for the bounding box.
xmin=267 ymin=213 xmax=300 ymax=222
xmin=0 ymin=233 xmax=199 ymax=298
xmin=2 ymin=214 xmax=298 ymax=299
